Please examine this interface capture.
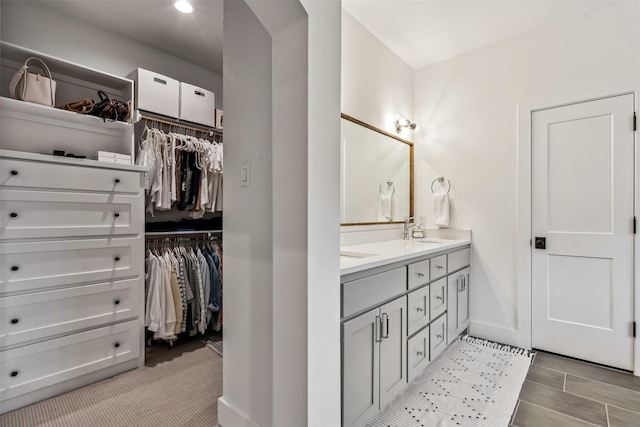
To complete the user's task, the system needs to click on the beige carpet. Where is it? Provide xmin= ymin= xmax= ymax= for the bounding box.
xmin=0 ymin=339 xmax=223 ymax=427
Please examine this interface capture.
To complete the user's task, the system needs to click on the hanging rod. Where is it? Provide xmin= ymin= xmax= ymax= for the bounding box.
xmin=136 ymin=110 xmax=223 ymax=136
xmin=145 ymin=229 xmax=223 ymax=237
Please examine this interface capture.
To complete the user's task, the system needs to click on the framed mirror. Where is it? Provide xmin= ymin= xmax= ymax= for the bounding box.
xmin=341 ymin=113 xmax=414 ymax=225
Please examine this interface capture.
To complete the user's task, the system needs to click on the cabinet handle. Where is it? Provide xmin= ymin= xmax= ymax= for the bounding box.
xmin=10 ymin=318 xmax=19 ymax=325
xmin=416 ymin=351 xmax=424 ymax=356
xmin=114 ymin=178 xmax=121 ymax=183
xmin=114 ymin=256 xmax=120 ymax=262
xmin=416 ymin=272 xmax=424 ymax=278
xmin=10 ymin=370 xmax=19 ymax=377
xmin=114 ymin=299 xmax=120 ymax=305
xmin=114 ymin=212 xmax=120 ymax=218
xmin=436 ymin=295 xmax=443 ymax=301
xmin=10 ymin=170 xmax=18 ymax=176
xmin=375 ymin=316 xmax=382 ymax=342
xmin=437 ymin=334 xmax=443 ymax=340
xmin=11 ymin=265 xmax=19 ymax=272
xmin=381 ymin=313 xmax=390 ymax=339
xmin=114 ymin=342 xmax=120 ymax=348
xmin=416 ymin=307 xmax=424 ymax=312
xmin=436 ymin=265 xmax=444 ymax=270
xmin=9 ymin=212 xmax=18 ymax=218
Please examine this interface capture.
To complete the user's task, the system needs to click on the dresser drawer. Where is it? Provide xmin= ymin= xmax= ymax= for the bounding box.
xmin=0 ymin=238 xmax=142 ymax=295
xmin=448 ymin=247 xmax=470 ymax=273
xmin=407 ymin=259 xmax=429 ymax=290
xmin=430 ymin=255 xmax=447 ymax=281
xmin=429 ymin=277 xmax=447 ymax=320
xmin=407 ymin=325 xmax=430 ymax=383
xmin=407 ymin=285 xmax=430 ymax=336
xmin=430 ymin=314 xmax=447 ymax=360
xmin=0 ymin=158 xmax=140 ymax=194
xmin=0 ymin=190 xmax=141 ymax=239
xmin=0 ymin=278 xmax=141 ymax=348
xmin=0 ymin=320 xmax=139 ymax=400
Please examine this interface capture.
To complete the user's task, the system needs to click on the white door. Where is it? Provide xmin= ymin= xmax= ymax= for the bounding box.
xmin=532 ymin=94 xmax=634 ymax=370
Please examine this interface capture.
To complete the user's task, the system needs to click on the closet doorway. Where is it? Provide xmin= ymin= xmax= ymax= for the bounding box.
xmin=531 ymin=94 xmax=635 ymax=371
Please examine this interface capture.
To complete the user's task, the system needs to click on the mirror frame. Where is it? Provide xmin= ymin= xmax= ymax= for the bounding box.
xmin=341 ymin=113 xmax=414 ymax=226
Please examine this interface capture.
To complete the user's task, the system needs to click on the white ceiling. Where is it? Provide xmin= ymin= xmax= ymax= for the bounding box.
xmin=36 ymin=0 xmax=223 ymax=74
xmin=343 ymin=0 xmax=617 ymax=69
xmin=32 ymin=0 xmax=618 ymax=74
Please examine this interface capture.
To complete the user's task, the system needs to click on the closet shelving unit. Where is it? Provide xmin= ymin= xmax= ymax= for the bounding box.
xmin=0 ymin=41 xmax=135 ymax=161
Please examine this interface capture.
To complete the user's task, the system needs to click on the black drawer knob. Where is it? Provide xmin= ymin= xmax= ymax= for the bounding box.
xmin=114 ymin=256 xmax=120 ymax=262
xmin=10 ymin=370 xmax=19 ymax=377
xmin=114 ymin=212 xmax=120 ymax=218
xmin=10 ymin=170 xmax=18 ymax=176
xmin=114 ymin=342 xmax=120 ymax=348
xmin=9 ymin=212 xmax=18 ymax=218
xmin=114 ymin=178 xmax=121 ymax=184
xmin=10 ymin=318 xmax=19 ymax=325
xmin=114 ymin=299 xmax=120 ymax=305
xmin=11 ymin=265 xmax=19 ymax=272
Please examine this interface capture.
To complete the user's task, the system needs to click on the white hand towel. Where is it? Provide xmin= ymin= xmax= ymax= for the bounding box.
xmin=433 ymin=192 xmax=450 ymax=228
xmin=378 ymin=194 xmax=394 ymax=221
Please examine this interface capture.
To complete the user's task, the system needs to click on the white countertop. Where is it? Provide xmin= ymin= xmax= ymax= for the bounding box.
xmin=340 ymin=237 xmax=471 ymax=276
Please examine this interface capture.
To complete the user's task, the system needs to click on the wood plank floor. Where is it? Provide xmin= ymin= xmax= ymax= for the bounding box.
xmin=510 ymin=351 xmax=640 ymax=427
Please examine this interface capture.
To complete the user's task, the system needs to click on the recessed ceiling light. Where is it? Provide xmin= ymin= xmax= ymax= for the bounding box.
xmin=174 ymin=0 xmax=194 ymax=14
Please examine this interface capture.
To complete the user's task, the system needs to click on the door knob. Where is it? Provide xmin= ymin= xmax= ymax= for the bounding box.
xmin=534 ymin=237 xmax=546 ymax=249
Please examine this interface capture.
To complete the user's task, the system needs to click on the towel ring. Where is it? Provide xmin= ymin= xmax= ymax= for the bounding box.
xmin=379 ymin=180 xmax=395 ymax=196
xmin=431 ymin=177 xmax=451 ymax=194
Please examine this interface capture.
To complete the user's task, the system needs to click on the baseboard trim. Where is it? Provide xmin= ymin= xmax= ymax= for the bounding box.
xmin=469 ymin=321 xmax=527 ymax=349
xmin=218 ymin=396 xmax=261 ymax=427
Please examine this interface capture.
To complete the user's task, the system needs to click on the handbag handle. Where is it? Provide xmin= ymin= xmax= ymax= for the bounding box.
xmin=9 ymin=57 xmax=55 ymax=106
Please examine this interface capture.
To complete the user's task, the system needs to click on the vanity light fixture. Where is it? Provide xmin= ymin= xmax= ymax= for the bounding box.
xmin=174 ymin=0 xmax=194 ymax=13
xmin=394 ymin=116 xmax=417 ymax=133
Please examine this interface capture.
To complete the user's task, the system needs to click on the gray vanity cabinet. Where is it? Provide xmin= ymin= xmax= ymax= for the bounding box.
xmin=447 ymin=249 xmax=471 ymax=344
xmin=342 ymin=296 xmax=406 ymax=427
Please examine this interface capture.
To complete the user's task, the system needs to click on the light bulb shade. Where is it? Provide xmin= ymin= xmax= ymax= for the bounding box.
xmin=174 ymin=0 xmax=193 ymax=13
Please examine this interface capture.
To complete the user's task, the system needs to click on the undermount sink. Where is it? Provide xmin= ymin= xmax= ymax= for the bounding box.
xmin=340 ymin=250 xmax=377 ymax=259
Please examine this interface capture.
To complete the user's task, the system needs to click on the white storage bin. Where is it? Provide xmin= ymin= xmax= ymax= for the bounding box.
xmin=179 ymin=82 xmax=215 ymax=127
xmin=128 ymin=68 xmax=179 ymax=118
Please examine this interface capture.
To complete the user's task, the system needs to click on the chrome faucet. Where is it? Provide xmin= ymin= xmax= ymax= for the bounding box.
xmin=403 ymin=217 xmax=415 ymax=240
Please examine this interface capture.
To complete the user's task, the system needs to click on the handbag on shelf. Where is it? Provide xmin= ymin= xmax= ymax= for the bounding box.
xmin=8 ymin=57 xmax=57 ymax=107
xmin=89 ymin=90 xmax=130 ymax=122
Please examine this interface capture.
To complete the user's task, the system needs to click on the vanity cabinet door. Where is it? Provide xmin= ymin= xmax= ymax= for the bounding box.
xmin=379 ymin=297 xmax=407 ymax=408
xmin=342 ymin=307 xmax=380 ymax=427
xmin=447 ymin=267 xmax=470 ymax=344
xmin=457 ymin=268 xmax=470 ymax=329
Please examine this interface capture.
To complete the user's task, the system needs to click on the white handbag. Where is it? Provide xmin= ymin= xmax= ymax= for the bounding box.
xmin=9 ymin=57 xmax=57 ymax=107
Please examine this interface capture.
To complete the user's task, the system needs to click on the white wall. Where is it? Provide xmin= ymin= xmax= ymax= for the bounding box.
xmin=0 ymin=0 xmax=222 ymax=106
xmin=413 ymin=2 xmax=640 ymax=346
xmin=341 ymin=11 xmax=414 ymax=136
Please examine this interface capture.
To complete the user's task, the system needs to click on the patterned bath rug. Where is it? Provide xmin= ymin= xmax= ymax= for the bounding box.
xmin=367 ymin=336 xmax=533 ymax=427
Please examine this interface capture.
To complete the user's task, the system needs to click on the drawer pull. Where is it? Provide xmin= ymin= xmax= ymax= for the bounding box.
xmin=114 ymin=299 xmax=120 ymax=305
xmin=416 ymin=307 xmax=424 ymax=312
xmin=436 ymin=334 xmax=443 ymax=340
xmin=114 ymin=212 xmax=120 ymax=218
xmin=10 ymin=170 xmax=19 ymax=176
xmin=10 ymin=370 xmax=19 ymax=377
xmin=436 ymin=265 xmax=444 ymax=270
xmin=416 ymin=272 xmax=425 ymax=278
xmin=114 ymin=178 xmax=121 ymax=183
xmin=114 ymin=256 xmax=121 ymax=262
xmin=114 ymin=342 xmax=120 ymax=348
xmin=436 ymin=295 xmax=443 ymax=301
xmin=11 ymin=265 xmax=19 ymax=271
xmin=9 ymin=212 xmax=18 ymax=218
xmin=416 ymin=351 xmax=424 ymax=356
xmin=10 ymin=318 xmax=19 ymax=325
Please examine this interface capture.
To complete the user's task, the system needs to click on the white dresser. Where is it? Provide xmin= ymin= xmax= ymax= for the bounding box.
xmin=0 ymin=149 xmax=146 ymax=414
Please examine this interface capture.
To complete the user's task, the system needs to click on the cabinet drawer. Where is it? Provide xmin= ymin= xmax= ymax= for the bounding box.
xmin=448 ymin=247 xmax=470 ymax=273
xmin=0 ymin=190 xmax=141 ymax=239
xmin=407 ymin=259 xmax=429 ymax=290
xmin=0 ymin=158 xmax=140 ymax=194
xmin=342 ymin=267 xmax=406 ymax=318
xmin=430 ymin=314 xmax=447 ymax=360
xmin=407 ymin=325 xmax=430 ymax=383
xmin=429 ymin=277 xmax=447 ymax=320
xmin=1 ymin=238 xmax=142 ymax=295
xmin=430 ymin=255 xmax=447 ymax=280
xmin=0 ymin=320 xmax=139 ymax=400
xmin=0 ymin=278 xmax=141 ymax=348
xmin=407 ymin=285 xmax=429 ymax=336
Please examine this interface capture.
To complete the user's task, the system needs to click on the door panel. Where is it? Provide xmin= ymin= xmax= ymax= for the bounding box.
xmin=379 ymin=297 xmax=406 ymax=408
xmin=532 ymin=94 xmax=634 ymax=370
